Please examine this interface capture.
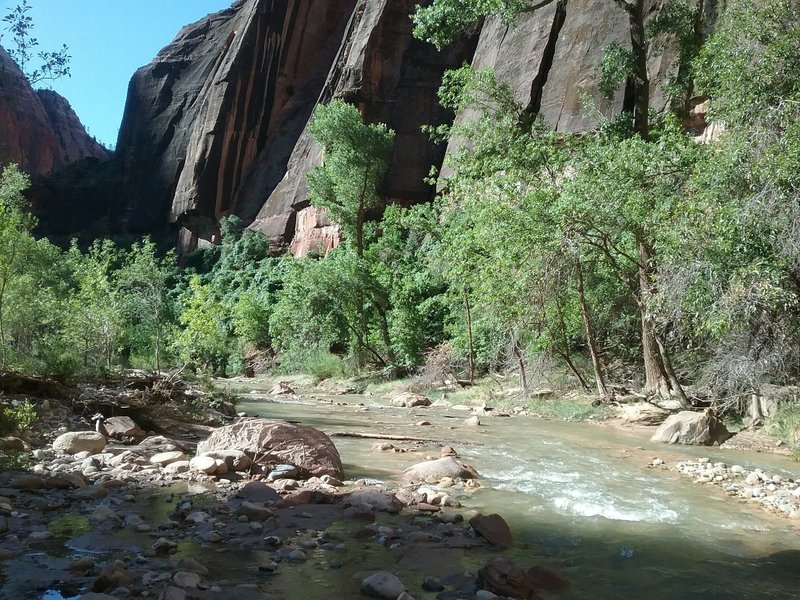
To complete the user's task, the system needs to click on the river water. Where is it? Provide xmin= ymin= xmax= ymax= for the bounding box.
xmin=234 ymin=384 xmax=800 ymax=600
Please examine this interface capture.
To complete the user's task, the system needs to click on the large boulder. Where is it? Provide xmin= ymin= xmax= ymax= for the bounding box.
xmin=103 ymin=416 xmax=146 ymax=442
xmin=390 ymin=392 xmax=431 ymax=408
xmin=53 ymin=431 xmax=106 ymax=455
xmin=618 ymin=402 xmax=670 ymax=426
xmin=197 ymin=418 xmax=343 ymax=479
xmin=401 ymin=456 xmax=479 ymax=481
xmin=478 ymin=557 xmax=536 ymax=600
xmin=469 ymin=513 xmax=513 ymax=548
xmin=650 ymin=410 xmax=731 ymax=446
xmin=360 ymin=571 xmax=406 ymax=599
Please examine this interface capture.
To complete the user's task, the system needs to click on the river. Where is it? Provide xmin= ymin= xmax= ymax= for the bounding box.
xmin=233 ymin=382 xmax=800 ymax=600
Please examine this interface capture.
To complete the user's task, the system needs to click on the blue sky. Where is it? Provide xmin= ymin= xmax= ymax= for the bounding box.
xmin=0 ymin=0 xmax=228 ymax=147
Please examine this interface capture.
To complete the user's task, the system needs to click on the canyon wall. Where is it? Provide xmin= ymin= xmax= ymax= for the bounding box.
xmin=20 ymin=0 xmax=717 ymax=248
xmin=0 ymin=47 xmax=107 ymax=176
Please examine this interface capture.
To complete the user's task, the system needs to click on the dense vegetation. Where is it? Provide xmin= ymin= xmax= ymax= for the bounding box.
xmin=1 ymin=0 xmax=799 ymax=427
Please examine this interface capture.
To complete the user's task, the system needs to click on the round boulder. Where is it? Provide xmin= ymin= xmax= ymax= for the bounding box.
xmin=401 ymin=456 xmax=479 ymax=482
xmin=197 ymin=418 xmax=343 ymax=479
xmin=53 ymin=431 xmax=106 ymax=455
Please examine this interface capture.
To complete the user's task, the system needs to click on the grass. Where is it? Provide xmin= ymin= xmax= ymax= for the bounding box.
xmin=768 ymin=401 xmax=800 ymax=460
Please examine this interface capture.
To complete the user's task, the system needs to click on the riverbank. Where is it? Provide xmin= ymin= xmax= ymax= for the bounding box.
xmin=1 ymin=372 xmax=800 ymax=599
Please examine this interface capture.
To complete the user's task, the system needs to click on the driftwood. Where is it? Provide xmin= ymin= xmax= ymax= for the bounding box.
xmin=331 ymin=432 xmax=441 ymax=442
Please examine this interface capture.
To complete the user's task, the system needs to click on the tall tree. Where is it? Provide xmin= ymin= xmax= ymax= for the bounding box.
xmin=307 ymin=99 xmax=395 ymax=367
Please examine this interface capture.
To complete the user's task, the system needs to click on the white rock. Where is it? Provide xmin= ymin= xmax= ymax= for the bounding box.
xmin=150 ymin=451 xmax=187 ymax=467
xmin=189 ymin=456 xmax=217 ymax=474
xmin=53 ymin=431 xmax=106 ymax=455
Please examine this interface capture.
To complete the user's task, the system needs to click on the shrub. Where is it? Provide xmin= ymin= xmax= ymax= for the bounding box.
xmin=304 ymin=351 xmax=344 ymax=383
xmin=769 ymin=400 xmax=800 ymax=460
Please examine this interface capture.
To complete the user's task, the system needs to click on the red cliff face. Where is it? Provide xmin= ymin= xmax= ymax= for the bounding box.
xmin=0 ymin=47 xmax=107 ymax=175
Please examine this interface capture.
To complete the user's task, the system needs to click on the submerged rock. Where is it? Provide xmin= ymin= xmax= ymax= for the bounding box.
xmin=478 ymin=557 xmax=535 ymax=599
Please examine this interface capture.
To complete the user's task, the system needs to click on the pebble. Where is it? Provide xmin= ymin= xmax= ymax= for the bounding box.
xmin=675 ymin=459 xmax=799 ymax=519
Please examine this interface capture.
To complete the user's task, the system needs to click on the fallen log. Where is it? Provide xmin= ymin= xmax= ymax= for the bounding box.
xmin=331 ymin=432 xmax=482 ymax=445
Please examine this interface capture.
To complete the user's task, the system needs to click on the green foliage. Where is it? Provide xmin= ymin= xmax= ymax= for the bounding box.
xmin=412 ymin=0 xmax=533 ymax=50
xmin=769 ymin=401 xmax=800 ymax=460
xmin=1 ymin=0 xmax=70 ymax=85
xmin=303 ymin=351 xmax=345 ymax=383
xmin=599 ymin=43 xmax=636 ymax=100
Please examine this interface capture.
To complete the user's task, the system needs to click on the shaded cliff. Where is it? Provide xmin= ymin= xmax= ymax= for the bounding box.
xmin=25 ymin=0 xmax=718 ymax=249
xmin=0 ymin=47 xmax=107 ymax=175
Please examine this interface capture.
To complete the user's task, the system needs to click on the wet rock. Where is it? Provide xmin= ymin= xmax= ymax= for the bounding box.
xmin=527 ymin=565 xmax=570 ymax=590
xmin=175 ymin=557 xmax=208 ymax=575
xmin=276 ymin=489 xmax=335 ymax=508
xmin=360 ymin=571 xmax=406 ymax=599
xmin=372 ymin=442 xmax=394 ymax=452
xmin=469 ymin=513 xmax=513 ymax=548
xmin=463 ymin=416 xmax=481 ymax=427
xmin=68 ymin=557 xmax=95 ymax=572
xmin=104 ymin=416 xmax=146 ymax=442
xmin=0 ymin=515 xmax=8 ymax=535
xmin=238 ymin=501 xmax=274 ymax=521
xmin=10 ymin=474 xmax=44 ymax=490
xmin=651 ymin=410 xmax=731 ymax=446
xmin=152 ymin=537 xmax=178 ymax=555
xmin=197 ymin=418 xmax=344 ymax=479
xmin=173 ymin=571 xmax=201 ymax=588
xmin=158 ymin=587 xmax=187 ymax=600
xmin=150 ymin=451 xmax=188 ymax=466
xmin=53 ymin=431 xmax=106 ymax=454
xmin=267 ymin=464 xmax=298 ymax=481
xmin=345 ymin=489 xmax=401 ymax=514
xmin=402 ymin=457 xmax=480 ymax=482
xmin=287 ymin=549 xmax=307 ymax=562
xmin=391 ymin=392 xmax=431 ymax=408
xmin=93 ymin=564 xmax=135 ymax=592
xmin=478 ymin=557 xmax=535 ymax=599
xmin=236 ymin=481 xmax=280 ymax=503
xmin=72 ymin=485 xmax=109 ymax=500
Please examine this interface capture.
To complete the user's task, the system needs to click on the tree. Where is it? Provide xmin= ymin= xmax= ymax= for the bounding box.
xmin=2 ymin=1 xmax=71 ymax=85
xmin=414 ymin=1 xmax=700 ymax=402
xmin=306 ymin=99 xmax=395 ymax=367
xmin=116 ymin=238 xmax=177 ymax=372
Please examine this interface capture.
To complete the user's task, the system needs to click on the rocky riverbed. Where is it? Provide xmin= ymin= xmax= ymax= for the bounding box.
xmin=2 ymin=377 xmax=800 ymax=600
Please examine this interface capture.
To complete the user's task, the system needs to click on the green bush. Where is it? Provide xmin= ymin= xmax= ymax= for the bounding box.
xmin=770 ymin=401 xmax=800 ymax=460
xmin=0 ymin=399 xmax=37 ymax=434
xmin=304 ymin=351 xmax=344 ymax=383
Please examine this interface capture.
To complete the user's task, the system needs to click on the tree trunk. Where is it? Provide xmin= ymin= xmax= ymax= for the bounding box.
xmin=575 ymin=256 xmax=609 ymax=398
xmin=464 ymin=288 xmax=475 ymax=384
xmin=512 ymin=338 xmax=528 ymax=392
xmin=637 ymin=234 xmax=689 ymax=404
xmin=556 ymin=349 xmax=592 ymax=393
xmin=627 ymin=0 xmax=650 ymax=140
xmin=377 ymin=306 xmax=396 ymax=366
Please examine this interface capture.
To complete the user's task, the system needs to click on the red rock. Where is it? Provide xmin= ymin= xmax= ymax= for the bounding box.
xmin=469 ymin=513 xmax=514 ymax=548
xmin=527 ymin=565 xmax=570 ymax=590
xmin=478 ymin=557 xmax=535 ymax=599
xmin=197 ymin=418 xmax=343 ymax=479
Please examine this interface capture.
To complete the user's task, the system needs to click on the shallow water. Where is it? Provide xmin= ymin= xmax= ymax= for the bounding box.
xmin=235 ymin=385 xmax=800 ymax=599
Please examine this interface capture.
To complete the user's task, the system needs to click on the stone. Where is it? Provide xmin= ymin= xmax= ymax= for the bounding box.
xmin=189 ymin=455 xmax=218 ymax=474
xmin=103 ymin=416 xmax=146 ymax=442
xmin=527 ymin=565 xmax=570 ymax=590
xmin=150 ymin=451 xmax=188 ymax=466
xmin=93 ymin=565 xmax=135 ymax=592
xmin=345 ymin=490 xmax=401 ymax=514
xmin=463 ymin=416 xmax=481 ymax=427
xmin=0 ymin=436 xmax=29 ymax=451
xmin=53 ymin=431 xmax=106 ymax=455
xmin=173 ymin=571 xmax=201 ymax=588
xmin=651 ymin=410 xmax=731 ymax=446
xmin=197 ymin=418 xmax=344 ymax=479
xmin=236 ymin=481 xmax=281 ymax=503
xmin=469 ymin=513 xmax=514 ymax=548
xmin=390 ymin=392 xmax=431 ymax=408
xmin=10 ymin=474 xmax=44 ymax=490
xmin=268 ymin=381 xmax=295 ymax=396
xmin=360 ymin=571 xmax=406 ymax=599
xmin=618 ymin=402 xmax=670 ymax=425
xmin=164 ymin=461 xmax=190 ymax=474
xmin=478 ymin=557 xmax=535 ymax=600
xmin=201 ymin=450 xmax=252 ymax=471
xmin=402 ymin=457 xmax=480 ymax=482
xmin=159 ymin=588 xmax=187 ymax=600
xmin=237 ymin=502 xmax=274 ymax=521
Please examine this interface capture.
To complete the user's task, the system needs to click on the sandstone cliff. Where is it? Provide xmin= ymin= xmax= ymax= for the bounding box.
xmin=0 ymin=47 xmax=107 ymax=176
xmin=24 ymin=0 xmax=717 ymax=248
